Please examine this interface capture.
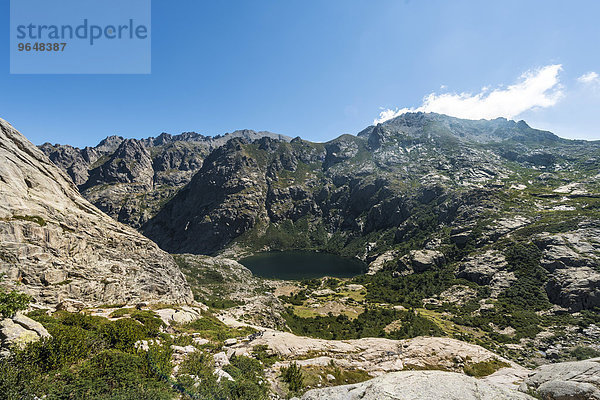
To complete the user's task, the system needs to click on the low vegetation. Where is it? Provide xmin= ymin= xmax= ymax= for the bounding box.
xmin=0 ymin=310 xmax=176 ymax=399
xmin=284 ymin=307 xmax=442 ymax=340
xmin=300 ymin=360 xmax=372 ymax=389
xmin=178 ymin=311 xmax=257 ymax=341
xmin=0 ymin=308 xmax=269 ymax=400
xmin=280 ymin=362 xmax=304 ymax=394
xmin=0 ymin=286 xmax=31 ymax=318
xmin=463 ymin=359 xmax=510 ymax=377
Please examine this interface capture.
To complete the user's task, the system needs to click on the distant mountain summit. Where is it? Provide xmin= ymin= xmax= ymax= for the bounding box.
xmin=359 ymin=112 xmax=562 ymax=145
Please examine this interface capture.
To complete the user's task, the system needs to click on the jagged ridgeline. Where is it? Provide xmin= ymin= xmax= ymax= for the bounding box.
xmin=40 ymin=113 xmax=600 ymax=313
xmin=0 ymin=118 xmax=193 ymax=306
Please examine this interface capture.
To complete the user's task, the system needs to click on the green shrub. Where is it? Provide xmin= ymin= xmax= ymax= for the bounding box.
xmin=177 ymin=351 xmax=222 ymax=398
xmin=12 ymin=215 xmax=46 ymax=226
xmin=570 ymin=346 xmax=600 ymax=360
xmin=463 ymin=359 xmax=510 ymax=377
xmin=252 ymin=344 xmax=279 ymax=367
xmin=0 ymin=312 xmax=178 ymax=399
xmin=53 ymin=349 xmax=174 ymax=399
xmin=284 ymin=307 xmax=442 ymax=340
xmin=281 ymin=362 xmax=304 ymax=394
xmin=0 ymin=288 xmax=31 ymax=318
xmin=101 ymin=318 xmax=149 ymax=351
xmin=29 ymin=324 xmax=99 ymax=371
xmin=223 ymin=355 xmax=269 ymax=400
xmin=353 ymin=269 xmax=456 ymax=307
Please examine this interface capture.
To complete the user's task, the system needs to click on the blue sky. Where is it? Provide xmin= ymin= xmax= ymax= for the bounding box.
xmin=1 ymin=0 xmax=600 ymax=147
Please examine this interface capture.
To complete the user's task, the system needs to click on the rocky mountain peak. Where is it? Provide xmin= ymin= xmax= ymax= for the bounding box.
xmin=360 ymin=112 xmax=562 ymax=146
xmin=95 ymin=135 xmax=125 ymax=153
xmin=82 ymin=138 xmax=154 ymax=190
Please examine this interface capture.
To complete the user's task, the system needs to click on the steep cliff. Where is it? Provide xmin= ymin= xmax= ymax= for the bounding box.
xmin=0 ymin=118 xmax=193 ymax=306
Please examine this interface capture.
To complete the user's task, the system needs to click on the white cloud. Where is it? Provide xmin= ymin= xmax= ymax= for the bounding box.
xmin=374 ymin=64 xmax=564 ymax=124
xmin=578 ymin=71 xmax=599 ymax=84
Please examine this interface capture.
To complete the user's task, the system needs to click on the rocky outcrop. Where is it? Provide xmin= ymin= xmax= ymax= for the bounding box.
xmin=520 ymin=359 xmax=600 ymax=400
xmin=456 ymin=250 xmax=516 ymax=296
xmin=0 ymin=118 xmax=193 ymax=307
xmin=535 ymin=227 xmax=600 ymax=311
xmin=296 ymin=370 xmax=534 ymax=400
xmin=83 ymin=139 xmax=154 ymax=190
xmin=230 ymin=333 xmax=516 ymax=375
xmin=367 ymin=250 xmax=401 ymax=274
xmin=401 ymin=249 xmax=445 ymax=273
xmin=546 ymin=267 xmax=600 ymax=311
xmin=174 ymin=254 xmax=286 ymax=328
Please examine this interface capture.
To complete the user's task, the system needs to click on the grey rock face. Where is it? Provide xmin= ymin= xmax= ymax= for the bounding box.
xmin=0 ymin=118 xmax=193 ymax=307
xmin=83 ymin=139 xmax=154 ymax=190
xmin=546 ymin=267 xmax=600 ymax=311
xmin=401 ymin=249 xmax=446 ymax=273
xmin=535 ymin=229 xmax=600 ymax=272
xmin=458 ymin=251 xmax=508 ymax=285
xmin=297 ymin=370 xmax=534 ymax=400
xmin=360 ymin=112 xmax=562 ymax=145
xmin=535 ymin=228 xmax=600 ymax=311
xmin=520 ymin=359 xmax=600 ymax=400
xmin=38 ymin=143 xmax=99 ymax=185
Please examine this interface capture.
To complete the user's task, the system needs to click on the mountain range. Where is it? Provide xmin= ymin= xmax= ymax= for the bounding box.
xmin=1 ymin=112 xmax=599 ymax=399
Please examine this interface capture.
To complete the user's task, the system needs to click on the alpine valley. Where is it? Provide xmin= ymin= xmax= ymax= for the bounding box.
xmin=1 ymin=112 xmax=599 ymax=399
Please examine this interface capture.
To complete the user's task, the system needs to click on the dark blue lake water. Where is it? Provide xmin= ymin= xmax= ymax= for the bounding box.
xmin=239 ymin=251 xmax=366 ymax=280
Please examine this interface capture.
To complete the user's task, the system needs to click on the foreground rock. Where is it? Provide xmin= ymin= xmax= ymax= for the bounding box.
xmin=0 ymin=118 xmax=193 ymax=307
xmin=520 ymin=358 xmax=600 ymax=400
xmin=230 ymin=331 xmax=518 ymax=376
xmin=0 ymin=313 xmax=50 ymax=348
xmin=296 ymin=370 xmax=534 ymax=400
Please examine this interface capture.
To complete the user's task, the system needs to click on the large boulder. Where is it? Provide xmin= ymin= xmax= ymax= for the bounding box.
xmin=456 ymin=250 xmax=516 ymax=296
xmin=0 ymin=319 xmax=39 ymax=348
xmin=297 ymin=370 xmax=534 ymax=400
xmin=12 ymin=313 xmax=51 ymax=339
xmin=457 ymin=250 xmax=508 ymax=285
xmin=1 ymin=313 xmax=50 ymax=348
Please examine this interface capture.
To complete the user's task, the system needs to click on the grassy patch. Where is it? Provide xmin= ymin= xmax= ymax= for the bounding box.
xmin=301 ymin=360 xmax=371 ymax=389
xmin=12 ymin=215 xmax=46 ymax=227
xmin=178 ymin=312 xmax=256 ymax=342
xmin=463 ymin=359 xmax=510 ymax=377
